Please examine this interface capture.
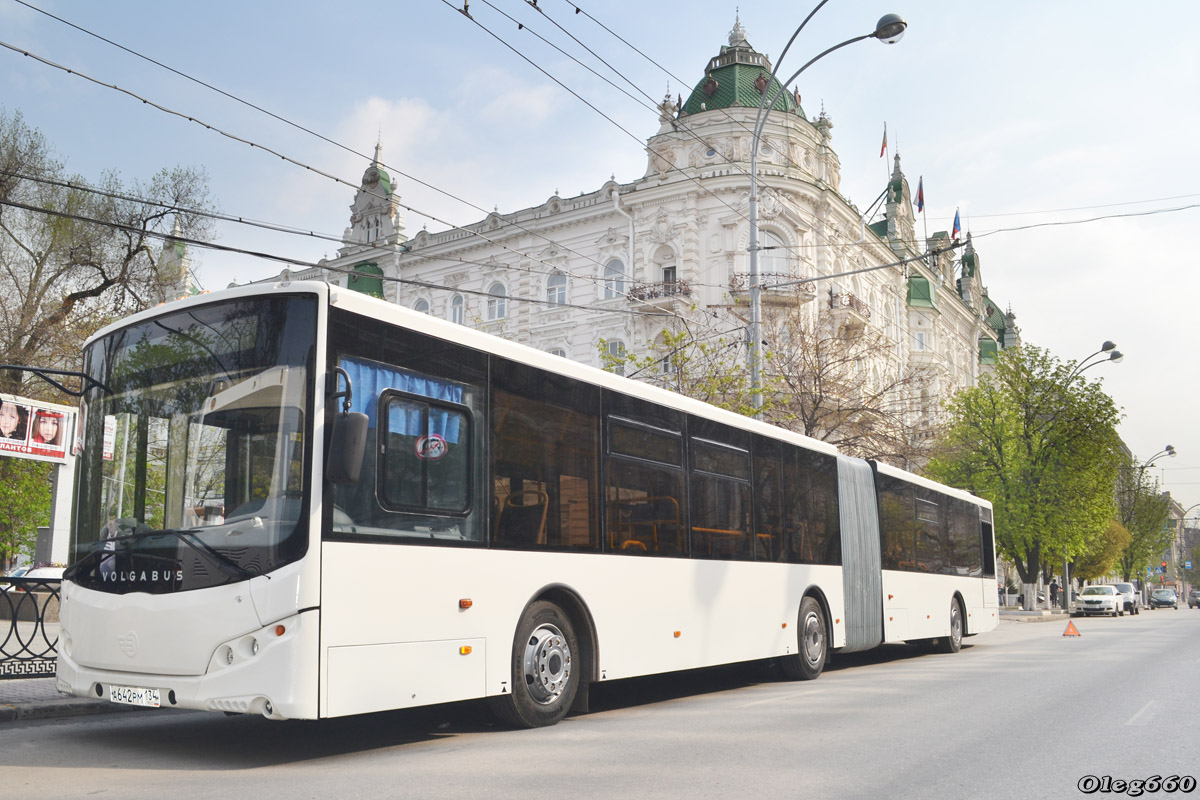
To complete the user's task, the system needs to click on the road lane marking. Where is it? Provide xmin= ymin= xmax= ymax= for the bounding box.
xmin=1125 ymin=699 xmax=1157 ymax=726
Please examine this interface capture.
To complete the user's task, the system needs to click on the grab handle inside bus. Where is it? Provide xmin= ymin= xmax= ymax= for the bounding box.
xmin=327 ymin=366 xmax=369 ymax=484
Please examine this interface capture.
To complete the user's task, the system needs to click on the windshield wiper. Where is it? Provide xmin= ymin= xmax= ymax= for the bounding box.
xmin=160 ymin=529 xmax=264 ymax=582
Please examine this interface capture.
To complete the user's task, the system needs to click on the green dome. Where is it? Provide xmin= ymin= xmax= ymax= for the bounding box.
xmin=680 ymin=20 xmax=804 ymax=119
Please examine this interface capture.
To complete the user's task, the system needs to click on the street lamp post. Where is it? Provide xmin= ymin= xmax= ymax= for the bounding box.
xmin=1059 ymin=342 xmax=1123 ymax=612
xmin=1133 ymin=445 xmax=1177 ymax=605
xmin=1063 ymin=341 xmax=1124 ymax=385
xmin=747 ymin=9 xmax=907 ymax=416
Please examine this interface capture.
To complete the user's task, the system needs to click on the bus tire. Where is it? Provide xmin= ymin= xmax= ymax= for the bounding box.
xmin=940 ymin=598 xmax=963 ymax=653
xmin=779 ymin=596 xmax=827 ymax=681
xmin=489 ymin=601 xmax=579 ymax=728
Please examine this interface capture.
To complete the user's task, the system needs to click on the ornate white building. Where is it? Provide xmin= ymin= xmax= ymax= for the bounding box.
xmin=300 ymin=20 xmax=1019 ymax=447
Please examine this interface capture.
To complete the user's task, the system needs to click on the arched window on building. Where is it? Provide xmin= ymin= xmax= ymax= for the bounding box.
xmin=604 ymin=260 xmax=625 ymax=299
xmin=655 ymin=330 xmax=677 ymax=376
xmin=652 ymin=245 xmax=677 ymax=295
xmin=413 ymin=299 xmax=430 ymax=315
xmin=487 ymin=283 xmax=507 ymax=320
xmin=450 ymin=294 xmax=464 ymax=325
xmin=604 ymin=339 xmax=626 ymax=376
xmin=546 ymin=272 xmax=567 ymax=305
xmin=761 ymin=230 xmax=789 ymax=277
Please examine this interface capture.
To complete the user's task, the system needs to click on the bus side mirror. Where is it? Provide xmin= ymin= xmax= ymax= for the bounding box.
xmin=327 ymin=411 xmax=369 ymax=484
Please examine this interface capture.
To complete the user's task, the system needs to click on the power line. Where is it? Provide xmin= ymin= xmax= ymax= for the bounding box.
xmin=3 ymin=3 xmax=649 ymax=293
xmin=0 ymin=196 xmax=674 ymax=319
xmin=481 ymin=0 xmax=816 ymax=204
xmin=444 ymin=0 xmax=755 ymax=225
xmin=561 ymin=1 xmax=822 ymax=187
xmin=6 ymin=0 xmax=581 ymax=250
xmin=0 ymin=168 xmax=347 ymax=246
xmin=0 ymin=37 xmax=679 ymax=315
xmin=971 ymin=204 xmax=1200 ymax=239
xmin=931 ymin=192 xmax=1200 ymax=220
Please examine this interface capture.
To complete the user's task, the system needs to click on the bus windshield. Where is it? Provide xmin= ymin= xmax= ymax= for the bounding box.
xmin=68 ymin=295 xmax=317 ymax=594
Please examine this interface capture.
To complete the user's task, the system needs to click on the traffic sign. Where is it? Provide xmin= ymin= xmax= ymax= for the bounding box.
xmin=1187 ymin=561 xmax=1193 ymax=570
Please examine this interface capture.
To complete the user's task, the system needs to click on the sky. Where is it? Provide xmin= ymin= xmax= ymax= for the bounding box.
xmin=2 ymin=0 xmax=1199 ymax=516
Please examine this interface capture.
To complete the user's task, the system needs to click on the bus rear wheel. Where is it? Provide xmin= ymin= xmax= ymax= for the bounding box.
xmin=489 ymin=601 xmax=579 ymax=728
xmin=780 ymin=596 xmax=827 ymax=681
xmin=939 ymin=598 xmax=963 ymax=653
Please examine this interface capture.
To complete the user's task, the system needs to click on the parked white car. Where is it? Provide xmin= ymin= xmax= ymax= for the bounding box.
xmin=21 ymin=566 xmax=65 ymax=580
xmin=1075 ymin=585 xmax=1121 ymax=617
xmin=1111 ymin=582 xmax=1140 ymax=615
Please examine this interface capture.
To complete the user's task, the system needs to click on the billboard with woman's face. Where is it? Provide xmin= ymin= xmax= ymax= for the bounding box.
xmin=0 ymin=395 xmax=72 ymax=463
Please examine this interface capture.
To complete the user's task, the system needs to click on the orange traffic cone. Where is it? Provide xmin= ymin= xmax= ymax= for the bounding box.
xmin=1063 ymin=620 xmax=1081 ymax=637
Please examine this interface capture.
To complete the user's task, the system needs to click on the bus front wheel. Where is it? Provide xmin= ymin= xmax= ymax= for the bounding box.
xmin=780 ymin=596 xmax=827 ymax=681
xmin=490 ymin=601 xmax=580 ymax=728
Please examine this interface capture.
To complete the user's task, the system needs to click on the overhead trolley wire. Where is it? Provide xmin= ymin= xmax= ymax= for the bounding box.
xmin=0 ymin=196 xmax=675 ymax=319
xmin=6 ymin=0 xmax=655 ymax=299
xmin=0 ymin=37 xmax=687 ymax=317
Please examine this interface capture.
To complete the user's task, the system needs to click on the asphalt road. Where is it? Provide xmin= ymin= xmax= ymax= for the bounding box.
xmin=3 ymin=610 xmax=1197 ymax=800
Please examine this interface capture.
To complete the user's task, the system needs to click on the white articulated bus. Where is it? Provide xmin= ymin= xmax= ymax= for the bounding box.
xmin=57 ymin=281 xmax=998 ymax=727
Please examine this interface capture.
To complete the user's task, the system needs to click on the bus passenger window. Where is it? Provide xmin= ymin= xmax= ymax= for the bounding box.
xmin=605 ymin=417 xmax=686 ymax=556
xmin=490 ymin=360 xmax=600 ymax=551
xmin=914 ymin=493 xmax=944 ymax=573
xmin=381 ymin=394 xmax=470 ymax=513
xmin=690 ymin=438 xmax=751 ymax=560
xmin=752 ymin=436 xmax=784 ymax=562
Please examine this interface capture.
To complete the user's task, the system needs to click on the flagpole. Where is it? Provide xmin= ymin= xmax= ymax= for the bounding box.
xmin=882 ymin=122 xmax=888 ymax=178
xmin=920 ymin=178 xmax=929 ymax=267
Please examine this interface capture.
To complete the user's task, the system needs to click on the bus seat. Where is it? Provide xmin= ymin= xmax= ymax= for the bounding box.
xmin=495 ymin=489 xmax=549 ymax=546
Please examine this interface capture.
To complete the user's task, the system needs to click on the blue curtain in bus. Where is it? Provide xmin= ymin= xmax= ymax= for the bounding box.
xmin=339 ymin=357 xmax=462 ymax=443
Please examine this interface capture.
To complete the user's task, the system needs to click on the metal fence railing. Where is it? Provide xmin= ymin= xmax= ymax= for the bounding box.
xmin=0 ymin=578 xmax=61 ymax=679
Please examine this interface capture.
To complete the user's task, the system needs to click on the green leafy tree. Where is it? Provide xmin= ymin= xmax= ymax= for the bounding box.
xmin=0 ymin=457 xmax=52 ymax=570
xmin=925 ymin=345 xmax=1122 ymax=602
xmin=602 ymin=326 xmax=756 ymax=417
xmin=1114 ymin=457 xmax=1173 ymax=581
xmin=1072 ymin=519 xmax=1132 ymax=584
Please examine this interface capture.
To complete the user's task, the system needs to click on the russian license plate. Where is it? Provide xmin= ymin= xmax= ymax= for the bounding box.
xmin=109 ymin=684 xmax=161 ymax=707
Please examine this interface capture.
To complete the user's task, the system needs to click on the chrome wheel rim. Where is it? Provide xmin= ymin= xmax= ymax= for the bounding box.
xmin=950 ymin=603 xmax=962 ymax=646
xmin=522 ymin=623 xmax=572 ymax=705
xmin=801 ymin=609 xmax=825 ymax=669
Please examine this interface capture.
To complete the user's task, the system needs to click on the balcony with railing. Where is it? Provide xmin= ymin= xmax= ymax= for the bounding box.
xmin=629 ymin=280 xmax=692 ymax=311
xmin=729 ymin=272 xmax=816 ymax=306
xmin=830 ymin=292 xmax=871 ymax=331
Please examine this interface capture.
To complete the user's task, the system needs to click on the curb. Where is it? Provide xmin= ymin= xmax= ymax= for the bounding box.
xmin=0 ymin=697 xmax=148 ymax=722
xmin=999 ymin=612 xmax=1067 ymax=624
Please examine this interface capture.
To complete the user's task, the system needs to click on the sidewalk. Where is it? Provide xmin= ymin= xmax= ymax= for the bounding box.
xmin=999 ymin=607 xmax=1071 ymax=623
xmin=0 ymin=677 xmax=143 ymax=722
